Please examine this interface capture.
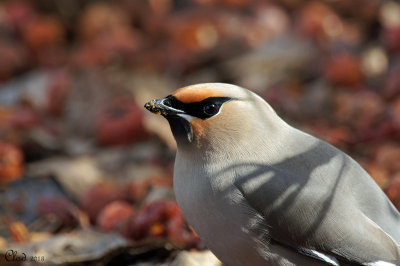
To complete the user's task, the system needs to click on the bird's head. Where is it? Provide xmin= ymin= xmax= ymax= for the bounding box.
xmin=145 ymin=83 xmax=283 ymax=150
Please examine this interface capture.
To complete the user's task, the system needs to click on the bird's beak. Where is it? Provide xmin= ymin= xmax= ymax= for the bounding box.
xmin=144 ymin=98 xmax=185 ymax=117
xmin=144 ymin=97 xmax=193 ymax=144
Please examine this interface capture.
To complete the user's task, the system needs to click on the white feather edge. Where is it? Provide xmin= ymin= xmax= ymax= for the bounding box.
xmin=365 ymin=261 xmax=397 ymax=266
xmin=307 ymin=250 xmax=339 ymax=265
xmin=177 ymin=113 xmax=195 ymax=122
xmin=303 ymin=250 xmax=397 ymax=266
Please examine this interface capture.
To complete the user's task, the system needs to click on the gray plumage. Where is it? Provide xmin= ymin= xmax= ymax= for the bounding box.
xmin=145 ymin=83 xmax=400 ymax=266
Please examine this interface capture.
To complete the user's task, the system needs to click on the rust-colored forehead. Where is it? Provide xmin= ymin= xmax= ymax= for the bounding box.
xmin=173 ymin=85 xmax=223 ymax=103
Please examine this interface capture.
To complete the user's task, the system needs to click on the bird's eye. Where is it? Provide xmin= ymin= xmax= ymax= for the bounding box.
xmin=203 ymin=103 xmax=219 ymax=116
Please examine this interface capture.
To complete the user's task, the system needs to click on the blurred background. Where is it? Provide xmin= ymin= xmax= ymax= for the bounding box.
xmin=0 ymin=0 xmax=399 ymax=265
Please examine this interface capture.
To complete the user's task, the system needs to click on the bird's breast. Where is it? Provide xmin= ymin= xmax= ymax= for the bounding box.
xmin=173 ymin=154 xmax=271 ymax=266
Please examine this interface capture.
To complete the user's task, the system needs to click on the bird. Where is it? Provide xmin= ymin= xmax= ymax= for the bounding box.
xmin=144 ymin=83 xmax=400 ymax=266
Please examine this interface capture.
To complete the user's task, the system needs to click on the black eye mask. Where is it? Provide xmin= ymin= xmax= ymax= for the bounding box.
xmin=163 ymin=95 xmax=232 ymax=119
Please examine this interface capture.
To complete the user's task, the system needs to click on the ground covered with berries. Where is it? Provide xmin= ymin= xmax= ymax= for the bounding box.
xmin=0 ymin=0 xmax=400 ymax=265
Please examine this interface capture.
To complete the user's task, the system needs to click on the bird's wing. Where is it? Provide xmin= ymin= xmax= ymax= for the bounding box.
xmin=234 ymin=169 xmax=400 ymax=264
xmin=328 ymin=212 xmax=400 ymax=263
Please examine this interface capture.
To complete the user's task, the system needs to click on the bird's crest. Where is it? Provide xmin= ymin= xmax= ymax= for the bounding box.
xmin=173 ymin=84 xmax=224 ymax=103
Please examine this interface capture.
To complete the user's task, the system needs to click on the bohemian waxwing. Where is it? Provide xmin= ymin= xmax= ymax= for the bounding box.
xmin=144 ymin=83 xmax=400 ymax=266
